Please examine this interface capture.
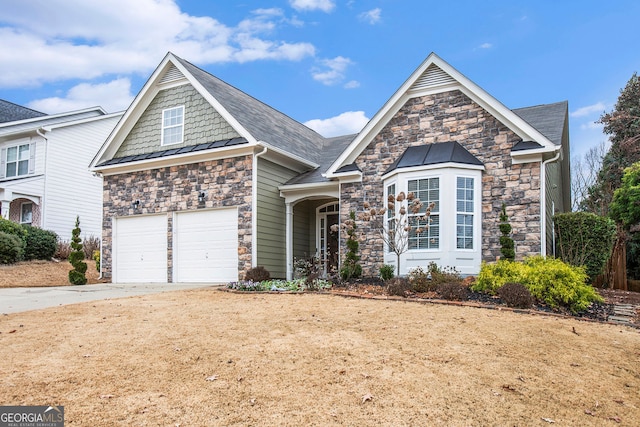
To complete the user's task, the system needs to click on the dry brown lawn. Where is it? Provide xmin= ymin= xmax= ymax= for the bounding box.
xmin=1 ymin=289 xmax=639 ymax=426
xmin=0 ymin=260 xmax=101 ymax=287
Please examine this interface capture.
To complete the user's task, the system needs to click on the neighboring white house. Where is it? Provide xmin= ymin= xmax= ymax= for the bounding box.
xmin=0 ymin=107 xmax=123 ymax=239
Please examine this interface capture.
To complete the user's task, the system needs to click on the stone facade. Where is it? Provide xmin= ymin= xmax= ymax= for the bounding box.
xmin=101 ymin=156 xmax=253 ymax=281
xmin=115 ymin=85 xmax=240 ymax=157
xmin=341 ymin=90 xmax=541 ymax=276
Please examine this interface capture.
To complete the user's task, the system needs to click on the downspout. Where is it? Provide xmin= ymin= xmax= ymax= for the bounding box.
xmin=94 ymin=171 xmax=104 ymax=280
xmin=36 ymin=128 xmax=48 ymax=228
xmin=252 ymin=145 xmax=268 ymax=269
xmin=540 ymin=149 xmax=561 ymax=257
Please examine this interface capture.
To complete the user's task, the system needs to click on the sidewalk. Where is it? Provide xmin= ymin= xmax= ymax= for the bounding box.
xmin=0 ymin=283 xmax=218 ymax=314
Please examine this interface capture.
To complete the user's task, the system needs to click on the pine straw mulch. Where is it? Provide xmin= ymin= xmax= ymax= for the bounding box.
xmin=0 ymin=260 xmax=102 ymax=288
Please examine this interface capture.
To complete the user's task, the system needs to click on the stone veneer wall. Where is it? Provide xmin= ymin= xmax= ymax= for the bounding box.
xmin=102 ymin=156 xmax=253 ymax=281
xmin=115 ymin=85 xmax=240 ymax=157
xmin=340 ymin=90 xmax=541 ymax=276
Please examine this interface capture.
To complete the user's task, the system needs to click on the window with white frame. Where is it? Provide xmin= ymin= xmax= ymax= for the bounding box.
xmin=20 ymin=202 xmax=32 ymax=224
xmin=161 ymin=106 xmax=184 ymax=146
xmin=6 ymin=144 xmax=30 ymax=177
xmin=456 ymin=176 xmax=474 ymax=249
xmin=385 ymin=183 xmax=396 ymax=252
xmin=407 ymin=177 xmax=440 ymax=249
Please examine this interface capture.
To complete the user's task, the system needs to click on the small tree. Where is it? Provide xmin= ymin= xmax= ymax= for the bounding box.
xmin=364 ymin=192 xmax=433 ymax=276
xmin=499 ymin=203 xmax=515 ymax=261
xmin=68 ymin=216 xmax=87 ymax=285
xmin=334 ymin=211 xmax=362 ymax=281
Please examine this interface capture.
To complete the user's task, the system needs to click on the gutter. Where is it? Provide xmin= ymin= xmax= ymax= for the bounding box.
xmin=539 ymin=148 xmax=562 ymax=257
xmin=36 ymin=128 xmax=48 ymax=230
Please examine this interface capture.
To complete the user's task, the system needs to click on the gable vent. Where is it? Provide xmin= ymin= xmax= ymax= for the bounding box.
xmin=159 ymin=64 xmax=185 ymax=84
xmin=410 ymin=64 xmax=456 ymax=91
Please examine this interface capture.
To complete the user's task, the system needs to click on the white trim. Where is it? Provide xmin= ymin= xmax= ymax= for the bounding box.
xmin=316 ymin=202 xmax=340 ymax=277
xmin=4 ymin=143 xmax=31 ymax=178
xmin=540 ymin=149 xmax=562 ymax=256
xmin=382 ymin=162 xmax=484 ymax=181
xmin=0 ymin=106 xmax=106 ymax=130
xmin=253 ymin=146 xmax=268 ymax=268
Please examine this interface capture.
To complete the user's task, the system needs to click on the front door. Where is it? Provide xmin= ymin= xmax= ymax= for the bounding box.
xmin=318 ymin=203 xmax=340 ymax=276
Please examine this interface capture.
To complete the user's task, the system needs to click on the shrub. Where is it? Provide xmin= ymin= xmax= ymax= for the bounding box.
xmin=497 ymin=282 xmax=534 ymax=309
xmin=244 ymin=266 xmax=271 ymax=282
xmin=436 ymin=282 xmax=468 ymax=301
xmin=68 ymin=216 xmax=87 ymax=285
xmin=54 ymin=240 xmax=71 ymax=260
xmin=386 ymin=277 xmax=411 ymax=297
xmin=339 ymin=211 xmax=362 ymax=281
xmin=293 ymin=256 xmax=321 ymax=279
xmin=554 ymin=212 xmax=616 ymax=281
xmin=499 ymin=203 xmax=515 ymax=261
xmin=0 ymin=217 xmax=26 ymax=240
xmin=408 ymin=266 xmax=434 ymax=292
xmin=227 ymin=281 xmax=266 ymax=291
xmin=82 ymin=235 xmax=100 ymax=260
xmin=23 ymin=225 xmax=58 ymax=260
xmin=0 ymin=231 xmax=24 ymax=264
xmin=428 ymin=262 xmax=463 ymax=285
xmin=472 ymin=256 xmax=603 ymax=313
xmin=379 ymin=264 xmax=395 ymax=281
xmin=93 ymin=250 xmax=100 ymax=272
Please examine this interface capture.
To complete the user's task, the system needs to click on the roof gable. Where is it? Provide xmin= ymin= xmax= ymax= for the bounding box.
xmin=326 ymin=53 xmax=560 ymax=177
xmin=92 ymin=52 xmax=323 ymax=171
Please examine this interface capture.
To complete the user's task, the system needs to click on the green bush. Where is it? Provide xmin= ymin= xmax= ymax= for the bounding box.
xmin=554 ymin=212 xmax=616 ymax=282
xmin=68 ymin=216 xmax=87 ymax=285
xmin=0 ymin=231 xmax=24 ymax=264
xmin=23 ymin=225 xmax=58 ymax=260
xmin=0 ymin=217 xmax=27 ymax=240
xmin=472 ymin=256 xmax=603 ymax=313
xmin=379 ymin=264 xmax=395 ymax=281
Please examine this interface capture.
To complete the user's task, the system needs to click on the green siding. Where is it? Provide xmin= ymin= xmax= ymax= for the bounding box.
xmin=256 ymin=158 xmax=298 ymax=278
xmin=116 ymin=84 xmax=240 ymax=157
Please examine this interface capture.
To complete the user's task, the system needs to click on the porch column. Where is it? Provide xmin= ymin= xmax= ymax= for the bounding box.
xmin=0 ymin=200 xmax=10 ymax=219
xmin=285 ymin=202 xmax=293 ymax=280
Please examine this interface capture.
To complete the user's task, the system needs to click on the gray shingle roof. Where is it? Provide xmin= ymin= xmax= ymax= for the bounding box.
xmin=284 ymin=134 xmax=356 ymax=185
xmin=512 ymin=101 xmax=568 ymax=146
xmin=174 ymin=56 xmax=327 ymax=165
xmin=0 ymin=99 xmax=45 ymax=124
xmin=385 ymin=142 xmax=483 ymax=175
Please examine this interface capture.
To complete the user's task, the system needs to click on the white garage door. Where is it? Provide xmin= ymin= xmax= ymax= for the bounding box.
xmin=173 ymin=208 xmax=238 ymax=283
xmin=114 ymin=215 xmax=167 ymax=283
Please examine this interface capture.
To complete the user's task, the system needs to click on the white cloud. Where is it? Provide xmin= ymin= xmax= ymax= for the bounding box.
xmin=289 ymin=0 xmax=335 ymax=13
xmin=479 ymin=43 xmax=492 ymax=49
xmin=570 ymin=102 xmax=606 ymax=118
xmin=312 ymin=56 xmax=353 ymax=86
xmin=344 ymin=80 xmax=360 ymax=89
xmin=359 ymin=8 xmax=382 ymax=25
xmin=305 ymin=111 xmax=369 ymax=137
xmin=0 ymin=0 xmax=316 ymax=88
xmin=27 ymin=78 xmax=134 ymax=113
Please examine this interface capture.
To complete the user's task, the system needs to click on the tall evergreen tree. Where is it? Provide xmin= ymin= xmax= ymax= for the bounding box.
xmin=68 ymin=216 xmax=87 ymax=285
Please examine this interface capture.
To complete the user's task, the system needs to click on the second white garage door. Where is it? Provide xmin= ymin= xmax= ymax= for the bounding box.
xmin=173 ymin=208 xmax=239 ymax=283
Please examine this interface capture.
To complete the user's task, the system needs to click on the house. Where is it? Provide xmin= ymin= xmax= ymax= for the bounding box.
xmin=0 ymin=99 xmax=46 ymax=124
xmin=0 ymin=107 xmax=123 ymax=239
xmin=90 ymin=52 xmax=570 ymax=283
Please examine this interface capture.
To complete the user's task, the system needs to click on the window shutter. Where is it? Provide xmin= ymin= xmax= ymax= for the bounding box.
xmin=29 ymin=142 xmax=36 ymax=174
xmin=0 ymin=148 xmax=5 ymax=179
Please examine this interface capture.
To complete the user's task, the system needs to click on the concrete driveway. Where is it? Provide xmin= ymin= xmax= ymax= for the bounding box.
xmin=0 ymin=283 xmax=218 ymax=314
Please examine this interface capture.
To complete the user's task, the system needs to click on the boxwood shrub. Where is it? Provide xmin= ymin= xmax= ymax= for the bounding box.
xmin=23 ymin=225 xmax=58 ymax=260
xmin=0 ymin=231 xmax=25 ymax=264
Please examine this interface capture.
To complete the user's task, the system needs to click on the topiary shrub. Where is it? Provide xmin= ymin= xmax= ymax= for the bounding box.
xmin=554 ymin=212 xmax=616 ymax=282
xmin=339 ymin=211 xmax=362 ymax=281
xmin=499 ymin=203 xmax=515 ymax=261
xmin=436 ymin=282 xmax=468 ymax=301
xmin=497 ymin=282 xmax=534 ymax=308
xmin=244 ymin=266 xmax=271 ymax=282
xmin=408 ymin=266 xmax=434 ymax=292
xmin=386 ymin=277 xmax=411 ymax=297
xmin=0 ymin=231 xmax=24 ymax=264
xmin=379 ymin=264 xmax=395 ymax=281
xmin=68 ymin=216 xmax=87 ymax=285
xmin=23 ymin=225 xmax=58 ymax=260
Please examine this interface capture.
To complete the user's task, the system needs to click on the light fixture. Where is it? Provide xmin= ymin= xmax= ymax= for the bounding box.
xmin=131 ymin=199 xmax=140 ymax=210
xmin=198 ymin=192 xmax=206 ymax=203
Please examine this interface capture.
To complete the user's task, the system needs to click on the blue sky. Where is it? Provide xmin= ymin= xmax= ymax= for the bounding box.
xmin=1 ymin=0 xmax=639 ymax=158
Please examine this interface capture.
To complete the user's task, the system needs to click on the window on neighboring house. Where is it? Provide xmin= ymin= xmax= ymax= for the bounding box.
xmin=161 ymin=106 xmax=184 ymax=146
xmin=6 ymin=144 xmax=30 ymax=177
xmin=408 ymin=177 xmax=440 ymax=249
xmin=456 ymin=176 xmax=474 ymax=249
xmin=20 ymin=202 xmax=32 ymax=224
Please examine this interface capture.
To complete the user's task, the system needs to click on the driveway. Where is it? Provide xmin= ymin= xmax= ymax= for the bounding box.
xmin=0 ymin=283 xmax=218 ymax=314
